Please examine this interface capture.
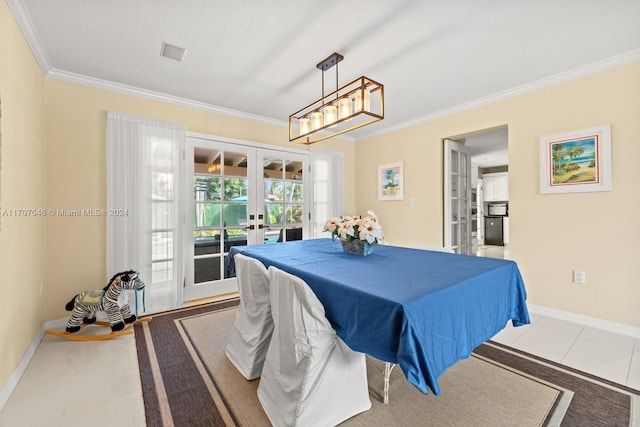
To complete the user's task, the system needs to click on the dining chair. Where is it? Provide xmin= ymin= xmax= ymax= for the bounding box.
xmin=225 ymin=254 xmax=273 ymax=380
xmin=258 ymin=266 xmax=371 ymax=427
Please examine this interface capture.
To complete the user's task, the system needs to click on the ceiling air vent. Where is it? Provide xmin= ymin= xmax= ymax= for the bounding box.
xmin=160 ymin=42 xmax=186 ymax=62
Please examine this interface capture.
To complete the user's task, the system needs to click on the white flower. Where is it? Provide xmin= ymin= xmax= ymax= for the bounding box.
xmin=323 ymin=218 xmax=340 ymax=233
xmin=358 ymin=218 xmax=383 ymax=244
xmin=325 ymin=210 xmax=383 ymax=246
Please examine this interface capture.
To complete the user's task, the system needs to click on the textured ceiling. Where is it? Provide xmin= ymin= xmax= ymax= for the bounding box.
xmin=11 ymin=0 xmax=640 ymax=148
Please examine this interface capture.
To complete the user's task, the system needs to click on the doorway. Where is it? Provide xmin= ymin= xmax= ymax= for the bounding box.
xmin=184 ymin=135 xmax=311 ymax=301
xmin=443 ymin=126 xmax=508 ymax=258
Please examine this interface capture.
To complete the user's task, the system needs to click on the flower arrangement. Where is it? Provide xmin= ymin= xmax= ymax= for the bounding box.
xmin=323 ymin=210 xmax=384 ymax=247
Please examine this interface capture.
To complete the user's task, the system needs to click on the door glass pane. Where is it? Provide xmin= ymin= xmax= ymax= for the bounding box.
xmin=286 ymin=182 xmax=304 ymax=202
xmin=451 ymin=174 xmax=458 ymax=197
xmin=194 ymin=202 xmax=221 ymax=228
xmin=288 ymin=160 xmax=304 ymax=181
xmin=461 ymin=226 xmax=469 ymax=247
xmin=460 ymin=199 xmax=468 ymax=221
xmin=225 ymin=151 xmax=248 ymax=178
xmin=451 ymin=224 xmax=458 ymax=246
xmin=266 ymin=180 xmax=285 ymax=202
xmin=450 ymin=151 xmax=459 ymax=173
xmin=265 ymin=203 xmax=284 ymax=226
xmin=264 ymin=157 xmax=284 ymax=180
xmin=194 ymin=176 xmax=221 ymax=201
xmin=460 ymin=177 xmax=467 ymax=199
xmin=223 ymin=178 xmax=248 ymax=201
xmin=225 ymin=228 xmax=248 ymax=251
xmin=195 ymin=258 xmax=221 ymax=283
xmin=286 ymin=204 xmax=304 ymax=224
xmin=222 ymin=203 xmax=248 ymax=228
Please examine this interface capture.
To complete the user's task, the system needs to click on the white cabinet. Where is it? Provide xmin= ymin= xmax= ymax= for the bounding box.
xmin=482 ymin=172 xmax=508 ymax=201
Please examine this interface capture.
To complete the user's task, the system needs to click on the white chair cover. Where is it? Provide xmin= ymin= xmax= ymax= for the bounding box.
xmin=258 ymin=266 xmax=371 ymax=427
xmin=225 ymin=254 xmax=273 ymax=380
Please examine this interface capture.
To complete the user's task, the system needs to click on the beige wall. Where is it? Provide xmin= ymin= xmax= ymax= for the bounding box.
xmin=2 ymin=4 xmax=355 ymax=393
xmin=355 ymin=61 xmax=640 ymax=327
xmin=44 ymin=79 xmax=355 ymax=324
xmin=0 ymin=2 xmax=47 ymax=391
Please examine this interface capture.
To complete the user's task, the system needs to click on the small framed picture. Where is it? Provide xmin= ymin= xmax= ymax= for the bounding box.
xmin=539 ymin=124 xmax=611 ymax=194
xmin=378 ymin=161 xmax=404 ymax=201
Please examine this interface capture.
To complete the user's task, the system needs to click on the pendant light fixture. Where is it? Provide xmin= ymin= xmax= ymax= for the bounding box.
xmin=289 ymin=52 xmax=384 ymax=144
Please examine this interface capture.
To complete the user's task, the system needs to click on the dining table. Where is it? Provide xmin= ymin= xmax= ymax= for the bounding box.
xmin=226 ymin=238 xmax=530 ymax=395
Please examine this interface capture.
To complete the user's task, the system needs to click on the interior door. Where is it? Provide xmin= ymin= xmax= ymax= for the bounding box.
xmin=184 ymin=136 xmax=310 ymax=301
xmin=258 ymin=149 xmax=310 ymax=245
xmin=476 ymin=178 xmax=484 ymax=245
xmin=444 ymin=139 xmax=472 ymax=254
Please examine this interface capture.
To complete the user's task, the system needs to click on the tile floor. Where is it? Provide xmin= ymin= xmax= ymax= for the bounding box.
xmin=2 ymin=312 xmax=638 ymax=427
xmin=2 ymin=246 xmax=639 ymax=426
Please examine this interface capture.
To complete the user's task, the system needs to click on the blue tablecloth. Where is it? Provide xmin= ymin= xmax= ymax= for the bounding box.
xmin=227 ymin=238 xmax=530 ymax=395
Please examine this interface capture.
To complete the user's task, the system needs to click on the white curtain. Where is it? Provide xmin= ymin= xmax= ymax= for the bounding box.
xmin=106 ymin=112 xmax=185 ymax=313
xmin=310 ymin=148 xmax=344 ymax=237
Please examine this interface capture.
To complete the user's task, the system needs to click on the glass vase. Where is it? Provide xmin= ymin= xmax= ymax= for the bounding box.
xmin=340 ymin=239 xmax=375 ymax=256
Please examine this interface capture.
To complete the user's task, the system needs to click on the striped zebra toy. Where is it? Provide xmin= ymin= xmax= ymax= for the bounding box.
xmin=64 ymin=270 xmax=145 ymax=333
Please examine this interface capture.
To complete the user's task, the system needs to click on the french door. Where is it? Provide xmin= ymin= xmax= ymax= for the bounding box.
xmin=184 ymin=136 xmax=310 ymax=301
xmin=444 ymin=139 xmax=472 ymax=254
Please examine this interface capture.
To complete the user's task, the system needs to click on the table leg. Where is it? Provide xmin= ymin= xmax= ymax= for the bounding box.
xmin=383 ymin=362 xmax=397 ymax=405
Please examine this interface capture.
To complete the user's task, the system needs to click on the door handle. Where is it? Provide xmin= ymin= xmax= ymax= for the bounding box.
xmin=245 ymin=225 xmax=255 ymax=230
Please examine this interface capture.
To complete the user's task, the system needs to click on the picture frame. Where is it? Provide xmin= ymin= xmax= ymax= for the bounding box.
xmin=378 ymin=161 xmax=404 ymax=201
xmin=539 ymin=124 xmax=611 ymax=194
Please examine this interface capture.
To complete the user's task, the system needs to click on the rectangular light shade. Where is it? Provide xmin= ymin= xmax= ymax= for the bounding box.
xmin=289 ymin=76 xmax=384 ymax=144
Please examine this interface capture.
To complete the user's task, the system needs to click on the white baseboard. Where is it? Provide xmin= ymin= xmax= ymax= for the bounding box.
xmin=527 ymin=304 xmax=640 ymax=339
xmin=0 ymin=317 xmax=68 ymax=412
xmin=0 ymin=326 xmax=45 ymax=411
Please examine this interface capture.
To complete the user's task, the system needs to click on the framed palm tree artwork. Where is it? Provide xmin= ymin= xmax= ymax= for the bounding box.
xmin=539 ymin=124 xmax=611 ymax=194
xmin=378 ymin=161 xmax=404 ymax=201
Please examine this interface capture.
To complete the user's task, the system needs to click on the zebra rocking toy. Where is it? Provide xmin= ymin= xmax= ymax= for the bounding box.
xmin=47 ymin=270 xmax=148 ymax=341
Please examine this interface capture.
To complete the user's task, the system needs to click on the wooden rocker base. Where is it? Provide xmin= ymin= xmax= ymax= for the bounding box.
xmin=45 ymin=316 xmax=152 ymax=341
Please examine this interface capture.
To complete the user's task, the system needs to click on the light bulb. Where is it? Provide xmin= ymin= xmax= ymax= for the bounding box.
xmin=355 ymin=88 xmax=370 ymax=112
xmin=338 ymin=97 xmax=353 ymax=119
xmin=299 ymin=117 xmax=311 ymax=135
xmin=311 ymin=112 xmax=323 ymax=130
xmin=323 ymin=105 xmax=337 ymax=128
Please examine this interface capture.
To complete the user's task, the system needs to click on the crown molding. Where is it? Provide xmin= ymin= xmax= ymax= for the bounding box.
xmin=48 ymin=68 xmax=357 ymax=143
xmin=355 ymin=48 xmax=640 ymax=142
xmin=48 ymin=68 xmax=292 ymax=129
xmin=11 ymin=0 xmax=635 ymax=145
xmin=6 ymin=0 xmax=51 ymax=73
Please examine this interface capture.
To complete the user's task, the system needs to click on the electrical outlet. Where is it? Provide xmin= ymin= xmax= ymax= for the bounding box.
xmin=573 ymin=270 xmax=586 ymax=284
xmin=409 ymin=198 xmax=415 ymax=207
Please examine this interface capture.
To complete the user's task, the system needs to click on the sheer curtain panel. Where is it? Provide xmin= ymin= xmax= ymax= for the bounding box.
xmin=310 ymin=149 xmax=344 ymax=237
xmin=106 ymin=112 xmax=186 ymax=313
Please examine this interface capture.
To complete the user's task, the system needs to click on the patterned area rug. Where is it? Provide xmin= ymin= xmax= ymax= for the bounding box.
xmin=134 ymin=299 xmax=640 ymax=426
